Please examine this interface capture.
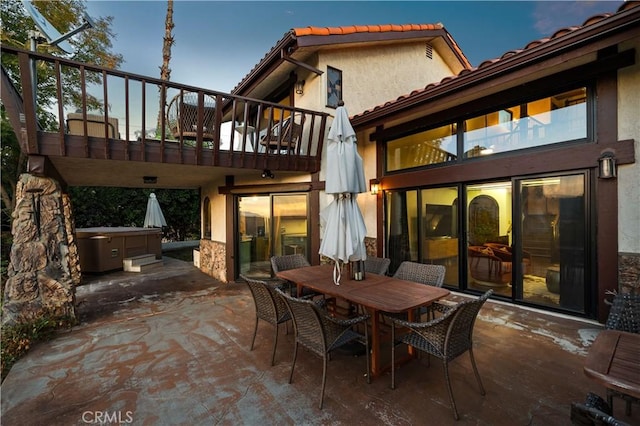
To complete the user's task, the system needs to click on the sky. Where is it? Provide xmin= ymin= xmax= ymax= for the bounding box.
xmin=82 ymin=1 xmax=626 ymax=94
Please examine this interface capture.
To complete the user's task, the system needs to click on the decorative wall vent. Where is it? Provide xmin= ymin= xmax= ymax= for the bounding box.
xmin=425 ymin=43 xmax=433 ymax=59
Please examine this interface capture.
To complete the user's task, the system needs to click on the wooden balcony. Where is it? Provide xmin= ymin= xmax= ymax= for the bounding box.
xmin=1 ymin=45 xmax=329 ymax=188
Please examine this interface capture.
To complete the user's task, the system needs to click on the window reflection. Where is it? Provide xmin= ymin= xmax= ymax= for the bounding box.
xmin=384 ymin=87 xmax=588 ymax=173
xmin=386 ymin=124 xmax=457 ymax=172
xmin=464 ymin=88 xmax=587 ymax=157
xmin=521 ymin=175 xmax=586 ymax=312
xmin=421 ymin=187 xmax=459 ymax=288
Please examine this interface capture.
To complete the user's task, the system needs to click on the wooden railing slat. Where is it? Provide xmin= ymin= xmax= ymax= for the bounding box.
xmin=1 ymin=44 xmax=328 ymax=175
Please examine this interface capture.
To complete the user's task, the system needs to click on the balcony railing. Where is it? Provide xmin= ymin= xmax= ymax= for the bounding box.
xmin=1 ymin=44 xmax=329 ymax=173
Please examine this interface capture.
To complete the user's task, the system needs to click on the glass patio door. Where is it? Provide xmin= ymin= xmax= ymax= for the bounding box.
xmin=237 ymin=194 xmax=308 ymax=278
xmin=238 ymin=195 xmax=271 ymax=278
xmin=463 ymin=175 xmax=588 ymax=313
xmin=465 ymin=181 xmax=513 ymax=298
xmin=519 ymin=174 xmax=587 ymax=312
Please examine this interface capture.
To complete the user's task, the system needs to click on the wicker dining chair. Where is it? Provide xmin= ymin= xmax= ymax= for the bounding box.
xmin=390 ymin=289 xmax=493 ymax=421
xmin=270 ymin=254 xmax=318 ymax=298
xmin=390 ymin=261 xmax=446 ymax=320
xmin=275 ymin=287 xmax=371 ymax=409
xmin=241 ymin=275 xmax=291 ymax=366
xmin=364 ymin=256 xmax=391 ymax=276
xmin=393 ymin=261 xmax=446 ymax=287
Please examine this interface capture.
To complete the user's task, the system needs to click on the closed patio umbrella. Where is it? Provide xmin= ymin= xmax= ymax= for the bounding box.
xmin=319 ymin=103 xmax=367 ymax=284
xmin=143 ymin=193 xmax=167 ymax=228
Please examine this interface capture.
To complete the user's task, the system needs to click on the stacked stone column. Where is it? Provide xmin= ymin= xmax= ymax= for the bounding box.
xmin=2 ymin=174 xmax=79 ymax=326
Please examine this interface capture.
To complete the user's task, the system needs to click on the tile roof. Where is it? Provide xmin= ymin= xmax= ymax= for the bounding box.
xmin=293 ymin=23 xmax=443 ymax=37
xmin=231 ymin=22 xmax=470 ymax=94
xmin=352 ymin=1 xmax=640 ymax=122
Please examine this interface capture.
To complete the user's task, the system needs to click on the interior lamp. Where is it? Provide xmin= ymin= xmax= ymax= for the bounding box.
xmin=598 ymin=151 xmax=616 ymax=179
xmin=295 ymin=80 xmax=305 ymax=95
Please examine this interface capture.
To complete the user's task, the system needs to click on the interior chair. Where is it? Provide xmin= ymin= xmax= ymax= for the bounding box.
xmin=390 ymin=289 xmax=493 ymax=420
xmin=483 ymin=242 xmax=532 ymax=275
xmin=468 ymin=246 xmax=513 ymax=286
xmin=275 ymin=287 xmax=370 ymax=409
xmin=392 ymin=261 xmax=446 ymax=320
xmin=364 ymin=256 xmax=391 ymax=276
xmin=259 ymin=114 xmax=302 ymax=152
xmin=240 ymin=275 xmax=291 ymax=366
xmin=270 ymin=254 xmax=318 ymax=298
xmin=603 ymin=291 xmax=640 ymax=415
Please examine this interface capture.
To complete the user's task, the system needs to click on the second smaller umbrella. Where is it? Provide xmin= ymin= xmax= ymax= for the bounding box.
xmin=143 ymin=193 xmax=167 ymax=228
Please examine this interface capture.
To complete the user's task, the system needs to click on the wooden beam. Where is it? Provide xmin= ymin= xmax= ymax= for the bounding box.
xmin=281 ymin=49 xmax=323 ymax=75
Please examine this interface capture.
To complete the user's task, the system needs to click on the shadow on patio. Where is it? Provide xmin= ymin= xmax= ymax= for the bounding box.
xmin=1 ymin=257 xmax=637 ymax=425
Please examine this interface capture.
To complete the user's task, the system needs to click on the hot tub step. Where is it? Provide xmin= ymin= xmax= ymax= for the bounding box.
xmin=123 ymin=255 xmax=162 ymax=272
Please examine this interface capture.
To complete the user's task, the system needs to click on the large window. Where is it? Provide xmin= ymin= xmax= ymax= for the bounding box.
xmin=464 ymin=88 xmax=587 ymax=157
xmin=385 ymin=87 xmax=588 ymax=172
xmin=386 ymin=124 xmax=457 ymax=172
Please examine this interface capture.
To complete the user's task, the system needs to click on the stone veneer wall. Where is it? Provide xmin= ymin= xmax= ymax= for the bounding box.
xmin=198 ymin=239 xmax=227 ymax=283
xmin=2 ymin=174 xmax=76 ymax=326
xmin=619 ymin=252 xmax=640 ymax=294
xmin=62 ymin=193 xmax=82 ymax=286
xmin=364 ymin=237 xmax=377 ymax=257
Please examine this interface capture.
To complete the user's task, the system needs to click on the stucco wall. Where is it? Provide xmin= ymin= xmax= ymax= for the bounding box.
xmin=202 ymin=177 xmax=227 ymax=243
xmin=200 ymin=40 xmax=460 ymax=277
xmin=617 ymin=39 xmax=640 ymax=255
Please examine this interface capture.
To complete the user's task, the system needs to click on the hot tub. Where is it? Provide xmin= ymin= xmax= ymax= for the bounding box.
xmin=76 ymin=227 xmax=162 ymax=273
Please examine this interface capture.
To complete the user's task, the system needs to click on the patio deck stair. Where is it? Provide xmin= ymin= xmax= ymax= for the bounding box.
xmin=123 ymin=254 xmax=163 ymax=273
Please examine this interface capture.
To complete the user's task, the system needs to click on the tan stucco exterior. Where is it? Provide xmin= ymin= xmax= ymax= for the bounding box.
xmin=617 ymin=38 xmax=640 ymax=254
xmin=203 ymin=38 xmax=462 ymax=266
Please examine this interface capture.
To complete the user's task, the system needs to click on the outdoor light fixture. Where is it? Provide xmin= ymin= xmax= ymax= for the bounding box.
xmin=143 ymin=176 xmax=157 ymax=184
xmin=598 ymin=151 xmax=617 ymax=179
xmin=261 ymin=169 xmax=274 ymax=179
xmin=295 ymin=80 xmax=305 ymax=95
xmin=370 ymin=179 xmax=380 ymax=195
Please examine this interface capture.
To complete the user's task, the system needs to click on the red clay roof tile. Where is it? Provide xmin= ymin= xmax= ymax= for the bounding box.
xmin=292 ymin=23 xmax=443 ymax=37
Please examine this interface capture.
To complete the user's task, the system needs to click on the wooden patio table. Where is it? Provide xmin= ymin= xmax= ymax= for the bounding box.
xmin=275 ymin=264 xmax=450 ymax=377
xmin=583 ymin=330 xmax=640 ymax=402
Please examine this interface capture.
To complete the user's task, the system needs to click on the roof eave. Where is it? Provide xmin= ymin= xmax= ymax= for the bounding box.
xmin=351 ymin=3 xmax=640 ymax=128
xmin=231 ymin=31 xmax=297 ymax=96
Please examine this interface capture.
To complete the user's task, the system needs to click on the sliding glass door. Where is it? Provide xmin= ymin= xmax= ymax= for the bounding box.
xmin=519 ymin=174 xmax=587 ymax=312
xmin=237 ymin=194 xmax=308 ymax=278
xmin=384 ymin=173 xmax=590 ymax=314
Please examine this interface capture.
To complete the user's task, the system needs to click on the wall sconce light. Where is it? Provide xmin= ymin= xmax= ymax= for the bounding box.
xmin=598 ymin=151 xmax=616 ymax=179
xmin=295 ymin=80 xmax=305 ymax=95
xmin=370 ymin=179 xmax=380 ymax=195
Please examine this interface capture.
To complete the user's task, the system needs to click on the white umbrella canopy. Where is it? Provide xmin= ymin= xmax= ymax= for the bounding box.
xmin=143 ymin=193 xmax=167 ymax=228
xmin=319 ymin=104 xmax=367 ymax=284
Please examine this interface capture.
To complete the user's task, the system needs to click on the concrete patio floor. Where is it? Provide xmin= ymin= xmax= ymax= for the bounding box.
xmin=2 ymin=257 xmax=638 ymax=425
